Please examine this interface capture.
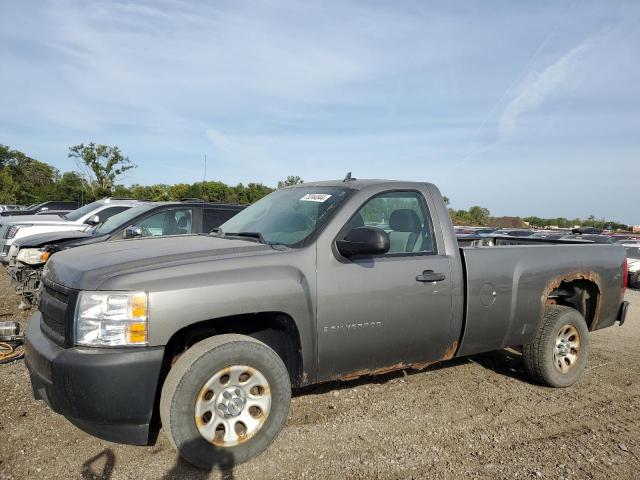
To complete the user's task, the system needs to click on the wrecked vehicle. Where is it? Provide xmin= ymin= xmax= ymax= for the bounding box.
xmin=24 ymin=178 xmax=629 ymax=469
xmin=0 ymin=198 xmax=140 ymax=261
xmin=7 ymin=201 xmax=245 ymax=305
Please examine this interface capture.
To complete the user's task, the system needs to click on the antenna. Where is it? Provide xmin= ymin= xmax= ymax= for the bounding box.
xmin=343 ymin=171 xmax=355 ymax=182
xmin=203 ymin=154 xmax=207 ymax=184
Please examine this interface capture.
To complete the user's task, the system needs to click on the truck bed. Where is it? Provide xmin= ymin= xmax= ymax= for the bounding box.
xmin=456 ymin=242 xmax=625 ymax=357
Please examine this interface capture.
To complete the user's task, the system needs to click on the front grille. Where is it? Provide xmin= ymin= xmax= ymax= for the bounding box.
xmin=39 ymin=277 xmax=75 ymax=346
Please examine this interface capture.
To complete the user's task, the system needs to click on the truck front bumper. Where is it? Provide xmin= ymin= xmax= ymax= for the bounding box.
xmin=24 ymin=312 xmax=165 ymax=445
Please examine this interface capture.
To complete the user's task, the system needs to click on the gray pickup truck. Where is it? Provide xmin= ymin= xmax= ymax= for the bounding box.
xmin=24 ymin=179 xmax=630 ymax=470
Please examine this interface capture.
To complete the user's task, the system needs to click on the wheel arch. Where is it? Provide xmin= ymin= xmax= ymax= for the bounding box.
xmin=162 ymin=312 xmax=306 ymax=388
xmin=544 ymin=272 xmax=601 ymax=330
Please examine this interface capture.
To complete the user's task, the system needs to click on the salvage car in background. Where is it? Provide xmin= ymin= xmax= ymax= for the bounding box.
xmin=623 ymin=243 xmax=640 ymax=288
xmin=8 ymin=200 xmax=245 ymax=304
xmin=0 ymin=201 xmax=79 ymax=217
xmin=25 ymin=178 xmax=629 ymax=469
xmin=0 ymin=198 xmax=140 ymax=261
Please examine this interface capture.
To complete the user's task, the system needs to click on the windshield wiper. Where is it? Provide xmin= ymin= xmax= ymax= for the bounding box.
xmin=225 ymin=231 xmax=267 ymax=244
xmin=59 ymin=213 xmax=68 ymax=220
xmin=210 ymin=229 xmax=282 ymax=246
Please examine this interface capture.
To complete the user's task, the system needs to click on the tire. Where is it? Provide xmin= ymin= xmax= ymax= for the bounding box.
xmin=160 ymin=334 xmax=291 ymax=470
xmin=523 ymin=305 xmax=589 ymax=388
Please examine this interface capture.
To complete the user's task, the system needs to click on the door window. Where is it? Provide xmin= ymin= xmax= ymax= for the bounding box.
xmin=138 ymin=209 xmax=193 ymax=236
xmin=203 ymin=208 xmax=239 ymax=233
xmin=347 ymin=191 xmax=436 ymax=254
xmin=96 ymin=206 xmax=130 ymax=223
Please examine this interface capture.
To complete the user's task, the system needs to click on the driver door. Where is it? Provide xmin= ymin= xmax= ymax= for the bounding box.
xmin=316 ymin=190 xmax=454 ymax=381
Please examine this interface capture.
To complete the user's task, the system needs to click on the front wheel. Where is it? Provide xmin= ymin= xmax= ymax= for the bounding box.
xmin=523 ymin=305 xmax=589 ymax=387
xmin=160 ymin=334 xmax=291 ymax=470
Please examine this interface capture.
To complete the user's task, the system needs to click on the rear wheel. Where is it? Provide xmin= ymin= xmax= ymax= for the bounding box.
xmin=523 ymin=305 xmax=589 ymax=387
xmin=160 ymin=334 xmax=291 ymax=470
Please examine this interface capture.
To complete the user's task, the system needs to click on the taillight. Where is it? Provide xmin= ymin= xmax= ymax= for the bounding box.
xmin=622 ymin=259 xmax=628 ymax=290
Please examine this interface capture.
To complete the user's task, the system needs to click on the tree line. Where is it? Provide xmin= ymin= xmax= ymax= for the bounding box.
xmin=0 ymin=143 xmax=630 ymax=230
xmin=0 ymin=143 xmax=297 ymax=206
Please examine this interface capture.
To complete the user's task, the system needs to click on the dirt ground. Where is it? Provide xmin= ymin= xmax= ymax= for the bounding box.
xmin=0 ymin=270 xmax=638 ymax=480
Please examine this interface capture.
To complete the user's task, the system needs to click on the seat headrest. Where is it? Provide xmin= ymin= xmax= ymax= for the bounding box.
xmin=389 ymin=209 xmax=421 ymax=232
xmin=178 ymin=216 xmax=189 ymax=228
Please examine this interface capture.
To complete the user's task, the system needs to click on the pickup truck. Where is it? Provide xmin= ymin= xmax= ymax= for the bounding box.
xmin=24 ymin=179 xmax=630 ymax=470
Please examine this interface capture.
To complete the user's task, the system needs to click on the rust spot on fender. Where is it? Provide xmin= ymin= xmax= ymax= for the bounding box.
xmin=442 ymin=341 xmax=458 ymax=361
xmin=542 ymin=270 xmax=602 ymax=330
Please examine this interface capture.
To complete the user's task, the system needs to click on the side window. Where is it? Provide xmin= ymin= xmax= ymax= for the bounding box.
xmin=348 ymin=191 xmax=436 ymax=254
xmin=138 ymin=209 xmax=193 ymax=237
xmin=96 ymin=206 xmax=129 ymax=223
xmin=203 ymin=208 xmax=238 ymax=233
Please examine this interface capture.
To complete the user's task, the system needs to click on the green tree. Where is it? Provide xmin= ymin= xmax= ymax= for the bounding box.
xmin=53 ymin=172 xmax=86 ymax=202
xmin=112 ymin=184 xmax=133 ymax=198
xmin=68 ymin=143 xmax=136 ymax=197
xmin=277 ymin=175 xmax=303 ymax=189
xmin=0 ymin=144 xmax=13 ymax=168
xmin=2 ymin=148 xmax=58 ymax=204
xmin=468 ymin=206 xmax=490 ymax=226
xmin=0 ymin=169 xmax=18 ymax=203
xmin=169 ymin=183 xmax=191 ymax=201
xmin=22 ymin=161 xmax=58 ymax=203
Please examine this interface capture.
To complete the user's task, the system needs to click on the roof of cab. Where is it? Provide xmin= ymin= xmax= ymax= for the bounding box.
xmin=294 ymin=178 xmax=421 ymax=190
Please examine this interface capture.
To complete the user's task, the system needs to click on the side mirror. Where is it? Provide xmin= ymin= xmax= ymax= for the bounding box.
xmin=85 ymin=215 xmax=100 ymax=226
xmin=336 ymin=226 xmax=390 ymax=257
xmin=124 ymin=225 xmax=143 ymax=239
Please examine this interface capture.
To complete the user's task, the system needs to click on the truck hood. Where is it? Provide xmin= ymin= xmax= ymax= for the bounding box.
xmin=0 ymin=214 xmax=74 ymax=225
xmin=15 ymin=230 xmax=93 ymax=248
xmin=628 ymin=257 xmax=640 ymax=272
xmin=46 ymin=235 xmax=278 ymax=290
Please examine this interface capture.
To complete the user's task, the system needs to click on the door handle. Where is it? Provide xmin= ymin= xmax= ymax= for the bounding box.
xmin=416 ymin=270 xmax=446 ymax=283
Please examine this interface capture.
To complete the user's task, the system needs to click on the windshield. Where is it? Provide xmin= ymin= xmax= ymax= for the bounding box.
xmin=91 ymin=204 xmax=151 ymax=235
xmin=626 ymin=247 xmax=640 ymax=259
xmin=65 ymin=201 xmax=103 ymax=221
xmin=218 ymin=186 xmax=351 ymax=246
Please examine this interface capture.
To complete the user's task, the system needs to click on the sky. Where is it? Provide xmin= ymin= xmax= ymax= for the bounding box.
xmin=0 ymin=0 xmax=639 ymax=224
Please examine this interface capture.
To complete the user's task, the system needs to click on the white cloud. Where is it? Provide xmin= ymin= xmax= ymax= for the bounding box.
xmin=498 ymin=36 xmax=597 ymax=138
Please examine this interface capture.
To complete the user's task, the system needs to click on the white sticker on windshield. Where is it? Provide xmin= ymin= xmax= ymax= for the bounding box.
xmin=300 ymin=193 xmax=332 ymax=202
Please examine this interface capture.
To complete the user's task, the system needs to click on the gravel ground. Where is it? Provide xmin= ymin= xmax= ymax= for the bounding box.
xmin=1 ymin=270 xmax=639 ymax=480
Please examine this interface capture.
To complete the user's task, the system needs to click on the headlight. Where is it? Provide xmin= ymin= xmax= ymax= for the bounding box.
xmin=16 ymin=248 xmax=50 ymax=265
xmin=5 ymin=224 xmax=31 ymax=239
xmin=75 ymin=291 xmax=148 ymax=346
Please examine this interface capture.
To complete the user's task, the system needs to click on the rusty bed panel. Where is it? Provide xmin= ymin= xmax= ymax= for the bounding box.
xmin=457 ymin=244 xmax=624 ymax=357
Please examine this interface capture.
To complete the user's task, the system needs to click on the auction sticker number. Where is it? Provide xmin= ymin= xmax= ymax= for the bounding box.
xmin=300 ymin=194 xmax=332 ymax=202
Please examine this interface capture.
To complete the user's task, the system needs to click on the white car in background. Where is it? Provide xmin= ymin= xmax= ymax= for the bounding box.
xmin=0 ymin=198 xmax=142 ymax=263
xmin=623 ymin=243 xmax=640 ymax=288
